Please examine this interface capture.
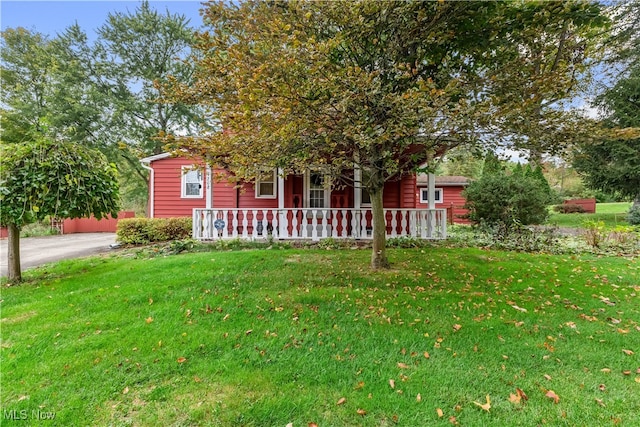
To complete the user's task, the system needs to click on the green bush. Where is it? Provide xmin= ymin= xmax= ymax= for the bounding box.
xmin=463 ymin=172 xmax=552 ymax=227
xmin=553 ymin=204 xmax=586 ymax=214
xmin=628 ymin=205 xmax=640 ymax=225
xmin=117 ymin=217 xmax=192 ymax=245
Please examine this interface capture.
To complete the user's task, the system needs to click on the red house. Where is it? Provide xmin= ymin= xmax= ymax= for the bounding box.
xmin=415 ymin=174 xmax=471 ymax=224
xmin=140 ymin=153 xmax=468 ymax=241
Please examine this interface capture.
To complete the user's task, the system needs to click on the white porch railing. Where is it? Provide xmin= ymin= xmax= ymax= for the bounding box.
xmin=193 ymin=208 xmax=447 ymax=241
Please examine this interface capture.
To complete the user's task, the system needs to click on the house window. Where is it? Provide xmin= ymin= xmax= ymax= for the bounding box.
xmin=420 ymin=187 xmax=443 ymax=205
xmin=182 ymin=166 xmax=203 ymax=198
xmin=309 ymin=173 xmax=325 ymax=208
xmin=361 ymin=188 xmax=371 ymax=206
xmin=256 ymin=169 xmax=277 ymax=198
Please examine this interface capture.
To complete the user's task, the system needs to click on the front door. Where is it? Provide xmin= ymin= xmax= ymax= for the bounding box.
xmin=305 ymin=172 xmax=330 ymax=209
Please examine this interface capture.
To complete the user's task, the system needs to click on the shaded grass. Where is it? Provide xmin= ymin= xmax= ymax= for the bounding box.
xmin=1 ymin=248 xmax=639 ymax=426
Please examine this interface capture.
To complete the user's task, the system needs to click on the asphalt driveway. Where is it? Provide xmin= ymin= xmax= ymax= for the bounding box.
xmin=0 ymin=233 xmax=117 ymax=277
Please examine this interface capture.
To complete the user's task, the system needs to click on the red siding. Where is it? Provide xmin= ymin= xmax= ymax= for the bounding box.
xmin=416 ymin=185 xmax=469 ymax=224
xmin=148 ymin=156 xmax=450 ymax=216
xmin=382 ymin=180 xmax=400 ymax=207
xmin=62 ymin=211 xmax=135 ymax=233
xmin=400 ymin=175 xmax=416 ymax=208
xmin=211 ymin=169 xmax=239 ymax=208
xmin=152 ymin=158 xmax=206 ymax=218
xmin=564 ymin=198 xmax=596 ymax=214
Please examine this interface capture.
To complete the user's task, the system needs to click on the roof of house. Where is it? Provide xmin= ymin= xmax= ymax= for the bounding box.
xmin=416 ymin=175 xmax=471 ymax=186
xmin=140 ymin=152 xmax=172 ymax=163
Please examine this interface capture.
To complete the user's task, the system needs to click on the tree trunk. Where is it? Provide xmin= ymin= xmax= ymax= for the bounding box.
xmin=7 ymin=223 xmax=22 ymax=283
xmin=370 ymin=187 xmax=390 ymax=269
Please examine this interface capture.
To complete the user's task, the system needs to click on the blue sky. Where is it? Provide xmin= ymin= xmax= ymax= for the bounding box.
xmin=1 ymin=1 xmax=206 ymax=37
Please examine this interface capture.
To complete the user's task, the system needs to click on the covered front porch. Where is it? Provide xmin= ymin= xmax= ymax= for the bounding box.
xmin=192 ymin=207 xmax=447 ymax=241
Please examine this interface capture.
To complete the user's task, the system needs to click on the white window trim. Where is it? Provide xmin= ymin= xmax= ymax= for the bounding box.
xmin=255 ymin=169 xmax=277 ymax=199
xmin=420 ymin=187 xmax=443 ymax=204
xmin=304 ymin=170 xmax=331 ymax=209
xmin=181 ymin=165 xmax=203 ymax=199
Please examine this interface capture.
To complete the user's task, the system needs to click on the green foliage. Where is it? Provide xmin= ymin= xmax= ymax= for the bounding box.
xmin=21 ymin=221 xmax=61 ymax=238
xmin=553 ymin=204 xmax=586 ymax=214
xmin=573 ymin=137 xmax=640 ymax=201
xmin=581 ymin=219 xmax=607 ymax=248
xmin=472 ymin=223 xmax=562 ymax=253
xmin=481 ymin=152 xmax=506 ymax=176
xmin=628 ymin=205 xmax=640 ymax=225
xmin=169 ymin=0 xmax=607 ymax=269
xmin=463 ymin=172 xmax=552 ymax=227
xmin=1 ymin=2 xmax=205 ymax=212
xmin=116 ymin=217 xmax=192 ymax=245
xmin=0 ymin=139 xmax=120 ymax=227
xmin=581 ymin=220 xmax=640 ymax=252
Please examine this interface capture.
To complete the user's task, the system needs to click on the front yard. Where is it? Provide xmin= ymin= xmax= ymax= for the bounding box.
xmin=1 ymin=247 xmax=638 ymax=426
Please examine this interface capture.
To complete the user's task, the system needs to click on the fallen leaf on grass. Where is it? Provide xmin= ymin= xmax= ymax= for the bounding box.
xmin=595 ymin=398 xmax=606 ymax=407
xmin=397 ymin=362 xmax=409 ymax=369
xmin=509 ymin=388 xmax=528 ymax=405
xmin=601 ymin=368 xmax=611 ymax=373
xmin=356 ymin=408 xmax=367 ymax=416
xmin=546 ymin=390 xmax=560 ymax=404
xmin=308 ymin=423 xmax=318 ymax=427
xmin=177 ymin=357 xmax=187 ymax=363
xmin=453 ymin=324 xmax=462 ymax=331
xmin=473 ymin=395 xmax=491 ymax=411
xmin=436 ymin=408 xmax=444 ymax=418
xmin=145 ymin=317 xmax=153 ymax=324
xmin=389 ymin=379 xmax=395 ymax=389
xmin=416 ymin=393 xmax=422 ymax=402
xmin=599 ymin=384 xmax=606 ymax=392
xmin=424 ymin=351 xmax=430 ymax=359
xmin=622 ymin=349 xmax=634 ymax=356
xmin=544 ymin=374 xmax=552 ymax=381
xmin=336 ymin=397 xmax=346 ymax=405
xmin=511 ymin=304 xmax=527 ymax=313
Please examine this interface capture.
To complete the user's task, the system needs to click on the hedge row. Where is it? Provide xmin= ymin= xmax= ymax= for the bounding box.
xmin=553 ymin=204 xmax=586 ymax=214
xmin=116 ymin=217 xmax=192 ymax=245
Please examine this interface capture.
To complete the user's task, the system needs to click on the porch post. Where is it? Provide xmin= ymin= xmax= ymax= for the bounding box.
xmin=277 ymin=168 xmax=288 ymax=239
xmin=205 ymin=166 xmax=212 ymax=209
xmin=354 ymin=165 xmax=362 ymax=210
xmin=428 ymin=172 xmax=436 ymax=237
xmin=353 ymin=165 xmax=362 ymax=238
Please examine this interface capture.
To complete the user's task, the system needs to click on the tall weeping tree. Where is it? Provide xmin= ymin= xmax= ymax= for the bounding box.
xmin=169 ymin=0 xmax=607 ymax=269
xmin=0 ymin=140 xmax=120 ymax=282
xmin=574 ymin=67 xmax=640 ymax=207
xmin=573 ymin=1 xmax=640 ymax=208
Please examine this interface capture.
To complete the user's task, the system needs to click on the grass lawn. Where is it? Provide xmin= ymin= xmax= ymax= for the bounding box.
xmin=548 ymin=202 xmax=633 ymax=229
xmin=1 ymin=248 xmax=639 ymax=426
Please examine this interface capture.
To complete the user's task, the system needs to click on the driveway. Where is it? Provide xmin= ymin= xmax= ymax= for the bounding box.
xmin=0 ymin=233 xmax=118 ymax=277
